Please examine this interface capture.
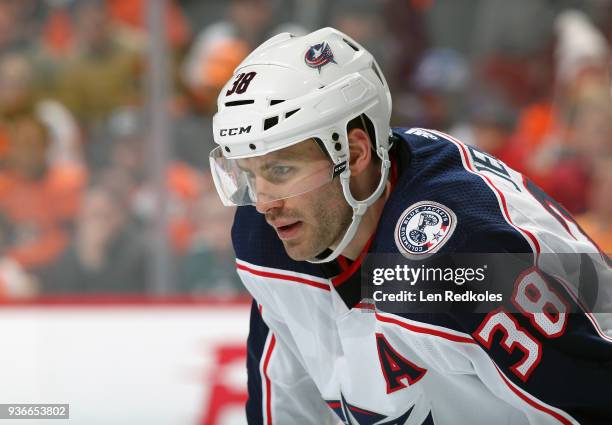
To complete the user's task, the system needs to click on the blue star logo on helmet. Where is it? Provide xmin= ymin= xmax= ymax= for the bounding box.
xmin=304 ymin=41 xmax=337 ymax=72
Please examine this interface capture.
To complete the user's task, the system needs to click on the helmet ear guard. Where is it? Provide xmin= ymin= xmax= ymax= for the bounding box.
xmin=309 ymin=137 xmax=391 ymax=264
xmin=210 ymin=27 xmax=393 ymax=263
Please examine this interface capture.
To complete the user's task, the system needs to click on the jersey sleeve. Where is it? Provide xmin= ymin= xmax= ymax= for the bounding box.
xmin=245 ymin=299 xmax=339 ymax=425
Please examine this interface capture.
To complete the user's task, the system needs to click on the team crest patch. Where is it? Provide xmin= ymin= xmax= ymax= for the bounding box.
xmin=394 ymin=201 xmax=457 ymax=259
xmin=304 ymin=41 xmax=336 ymax=72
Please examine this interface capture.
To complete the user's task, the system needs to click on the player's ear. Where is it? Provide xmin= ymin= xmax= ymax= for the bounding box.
xmin=347 ymin=127 xmax=371 ymax=176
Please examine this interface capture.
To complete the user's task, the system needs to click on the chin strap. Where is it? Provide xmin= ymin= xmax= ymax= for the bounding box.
xmin=308 ymin=146 xmax=391 ymax=264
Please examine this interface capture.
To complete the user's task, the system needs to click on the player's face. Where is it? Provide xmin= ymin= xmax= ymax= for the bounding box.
xmin=250 ymin=142 xmax=352 ymax=261
xmin=258 ymin=175 xmax=352 ymax=261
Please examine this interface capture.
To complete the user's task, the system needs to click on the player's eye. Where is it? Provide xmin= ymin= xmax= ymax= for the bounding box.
xmin=266 ymin=165 xmax=294 ymax=182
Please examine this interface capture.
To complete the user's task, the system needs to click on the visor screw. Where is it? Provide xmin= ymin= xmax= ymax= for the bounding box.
xmin=249 ymin=143 xmax=256 ymax=150
xmin=334 ymin=142 xmax=342 ymax=151
xmin=224 ymin=146 xmax=231 ymax=153
xmin=332 ymin=132 xmax=339 ymax=141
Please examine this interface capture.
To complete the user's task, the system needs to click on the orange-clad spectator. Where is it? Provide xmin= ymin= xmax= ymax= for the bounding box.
xmin=107 ymin=0 xmax=191 ymax=49
xmin=131 ymin=160 xmax=205 ymax=255
xmin=509 ymin=88 xmax=612 ymax=215
xmin=576 ymin=156 xmax=612 ymax=254
xmin=508 ymin=102 xmax=556 ymax=166
xmin=130 ymin=159 xmax=205 ymax=255
xmin=499 ymin=92 xmax=566 ymax=186
xmin=182 ymin=38 xmax=250 ymax=114
xmin=0 ymin=113 xmax=87 ymax=270
xmin=95 ymin=107 xmax=206 ymax=255
xmin=504 ymin=99 xmax=592 ymax=213
xmin=0 ymin=126 xmax=9 ymax=160
xmin=40 ymin=6 xmax=73 ymax=57
xmin=41 ymin=0 xmax=192 ymax=54
xmin=0 ymin=53 xmax=82 ymax=166
xmin=166 ymin=161 xmax=202 ymax=253
xmin=503 ymin=10 xmax=611 ymax=214
xmin=55 ymin=0 xmax=142 ymax=127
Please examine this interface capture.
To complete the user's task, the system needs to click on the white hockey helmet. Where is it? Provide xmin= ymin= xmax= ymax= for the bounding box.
xmin=209 ymin=27 xmax=392 ymax=262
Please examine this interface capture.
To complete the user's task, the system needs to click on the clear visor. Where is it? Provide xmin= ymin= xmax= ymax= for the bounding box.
xmin=209 ymin=139 xmax=335 ymax=206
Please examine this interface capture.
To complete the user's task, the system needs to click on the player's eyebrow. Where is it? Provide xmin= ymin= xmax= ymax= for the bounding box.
xmin=236 ymin=158 xmax=291 ymax=174
xmin=259 ymin=160 xmax=288 ymax=172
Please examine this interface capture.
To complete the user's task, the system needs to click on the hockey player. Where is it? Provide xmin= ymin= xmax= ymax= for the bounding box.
xmin=209 ymin=28 xmax=612 ymax=425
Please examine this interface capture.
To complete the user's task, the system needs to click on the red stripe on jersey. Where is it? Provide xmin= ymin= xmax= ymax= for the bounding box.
xmin=237 ymin=263 xmax=330 ymax=291
xmin=263 ymin=334 xmax=276 ymax=425
xmin=355 ymin=302 xmax=375 ymax=310
xmin=375 ymin=312 xmax=476 ymax=344
xmin=494 ymin=365 xmax=574 ymax=425
xmin=331 ymin=237 xmax=373 ymax=287
xmin=337 ymin=255 xmax=350 ymax=272
xmin=349 ymin=405 xmax=378 ymax=415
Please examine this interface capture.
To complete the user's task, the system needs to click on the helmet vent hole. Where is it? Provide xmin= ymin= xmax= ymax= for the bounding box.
xmin=270 ymin=99 xmax=285 ymax=106
xmin=224 ymin=146 xmax=230 ymax=153
xmin=264 ymin=116 xmax=279 ymax=130
xmin=334 ymin=143 xmax=342 ymax=151
xmin=332 ymin=132 xmax=339 ymax=141
xmin=284 ymin=108 xmax=300 ymax=118
xmin=225 ymin=100 xmax=254 ymax=107
xmin=343 ymin=38 xmax=359 ymax=52
xmin=249 ymin=143 xmax=256 ymax=150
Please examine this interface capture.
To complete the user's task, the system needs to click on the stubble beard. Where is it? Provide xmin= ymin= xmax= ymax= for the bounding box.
xmin=281 ymin=181 xmax=352 ymax=261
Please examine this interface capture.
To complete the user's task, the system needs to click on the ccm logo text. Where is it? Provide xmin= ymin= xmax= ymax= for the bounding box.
xmin=220 ymin=126 xmax=252 ymax=136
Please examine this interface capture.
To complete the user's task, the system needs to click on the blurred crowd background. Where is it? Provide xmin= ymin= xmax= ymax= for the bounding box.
xmin=0 ymin=0 xmax=609 ymax=299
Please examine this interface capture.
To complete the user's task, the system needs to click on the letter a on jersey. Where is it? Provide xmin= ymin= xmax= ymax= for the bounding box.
xmin=376 ymin=333 xmax=427 ymax=394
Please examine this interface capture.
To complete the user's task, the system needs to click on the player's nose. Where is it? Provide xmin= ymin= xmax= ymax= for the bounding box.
xmin=255 ymin=197 xmax=284 ymax=214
